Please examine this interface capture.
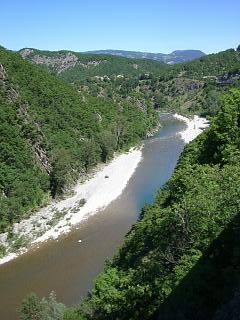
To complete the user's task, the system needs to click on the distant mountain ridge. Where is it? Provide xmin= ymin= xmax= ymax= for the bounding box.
xmin=18 ymin=47 xmax=168 ymax=81
xmin=83 ymin=49 xmax=206 ymax=64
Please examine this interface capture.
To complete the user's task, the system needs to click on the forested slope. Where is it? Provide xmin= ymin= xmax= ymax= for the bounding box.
xmin=20 ymin=47 xmax=240 ymax=117
xmin=77 ymin=48 xmax=240 ymax=117
xmin=2 ymin=44 xmax=240 ymax=319
xmin=57 ymin=48 xmax=240 ymax=117
xmin=19 ymin=48 xmax=168 ymax=81
xmin=0 ymin=47 xmax=157 ymax=234
xmin=19 ymin=90 xmax=240 ymax=319
xmin=59 ymin=89 xmax=240 ymax=319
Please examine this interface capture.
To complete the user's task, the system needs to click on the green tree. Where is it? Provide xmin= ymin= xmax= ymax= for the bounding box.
xmin=20 ymin=292 xmax=65 ymax=320
xmin=20 ymin=293 xmax=43 ymax=320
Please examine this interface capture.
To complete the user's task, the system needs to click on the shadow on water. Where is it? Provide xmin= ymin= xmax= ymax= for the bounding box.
xmin=156 ymin=213 xmax=240 ymax=320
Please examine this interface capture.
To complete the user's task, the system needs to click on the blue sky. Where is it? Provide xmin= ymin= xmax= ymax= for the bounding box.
xmin=1 ymin=0 xmax=239 ymax=54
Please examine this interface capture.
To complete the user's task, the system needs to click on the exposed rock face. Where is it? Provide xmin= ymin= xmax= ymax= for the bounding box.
xmin=173 ymin=78 xmax=204 ymax=95
xmin=0 ymin=64 xmax=19 ymax=102
xmin=0 ymin=233 xmax=8 ymax=248
xmin=217 ymin=71 xmax=240 ymax=85
xmin=0 ymin=64 xmax=7 ymax=80
xmin=7 ymin=87 xmax=19 ymax=102
xmin=79 ymin=60 xmax=106 ymax=68
xmin=21 ymin=51 xmax=79 ymax=73
xmin=0 ymin=62 xmax=51 ymax=174
xmin=16 ymin=103 xmax=51 ymax=173
xmin=32 ymin=141 xmax=51 ymax=174
xmin=19 ymin=48 xmax=34 ymax=58
xmin=19 ymin=49 xmax=107 ymax=73
xmin=136 ymin=99 xmax=147 ymax=112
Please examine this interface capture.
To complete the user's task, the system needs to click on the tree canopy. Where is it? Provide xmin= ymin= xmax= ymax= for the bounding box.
xmin=53 ymin=89 xmax=240 ymax=320
xmin=0 ymin=47 xmax=157 ymax=233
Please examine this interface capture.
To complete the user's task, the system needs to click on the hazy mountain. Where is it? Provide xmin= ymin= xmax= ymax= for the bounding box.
xmin=83 ymin=49 xmax=206 ymax=64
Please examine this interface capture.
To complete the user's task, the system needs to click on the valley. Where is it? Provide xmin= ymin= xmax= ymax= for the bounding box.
xmin=0 ymin=43 xmax=240 ymax=320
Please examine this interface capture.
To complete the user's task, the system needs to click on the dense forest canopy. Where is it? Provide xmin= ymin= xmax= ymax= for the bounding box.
xmin=20 ymin=89 xmax=240 ymax=320
xmin=73 ymin=89 xmax=240 ymax=319
xmin=19 ymin=48 xmax=168 ymax=80
xmin=1 ymin=44 xmax=240 ymax=320
xmin=0 ymin=47 xmax=157 ymax=235
xmin=20 ymin=47 xmax=240 ymax=117
xmin=80 ymin=48 xmax=240 ymax=116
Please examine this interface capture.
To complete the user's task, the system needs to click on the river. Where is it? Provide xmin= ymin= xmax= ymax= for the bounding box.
xmin=0 ymin=113 xmax=186 ymax=319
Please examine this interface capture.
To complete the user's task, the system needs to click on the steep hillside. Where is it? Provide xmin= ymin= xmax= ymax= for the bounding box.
xmin=83 ymin=49 xmax=206 ymax=64
xmin=20 ymin=47 xmax=240 ymax=118
xmin=170 ymin=48 xmax=240 ymax=79
xmin=19 ymin=88 xmax=240 ymax=319
xmin=0 ymin=47 xmax=157 ymax=236
xmin=76 ymin=48 xmax=240 ymax=116
xmin=60 ymin=89 xmax=240 ymax=319
xmin=19 ymin=48 xmax=168 ymax=81
xmin=17 ymin=46 xmax=240 ymax=319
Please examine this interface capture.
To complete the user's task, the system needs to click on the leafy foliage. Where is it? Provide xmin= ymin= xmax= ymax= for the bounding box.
xmin=20 ymin=48 xmax=168 ymax=81
xmin=21 ymin=47 xmax=240 ymax=117
xmin=0 ymin=47 xmax=157 ymax=232
xmin=58 ymin=89 xmax=240 ymax=319
xmin=4 ymin=44 xmax=240 ymax=318
xmin=20 ymin=292 xmax=65 ymax=320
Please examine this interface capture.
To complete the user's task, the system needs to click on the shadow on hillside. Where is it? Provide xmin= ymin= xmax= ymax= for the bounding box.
xmin=156 ymin=213 xmax=240 ymax=320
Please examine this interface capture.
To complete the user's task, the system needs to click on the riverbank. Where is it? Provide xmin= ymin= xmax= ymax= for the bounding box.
xmin=0 ymin=148 xmax=142 ymax=265
xmin=0 ymin=114 xmax=210 ymax=266
xmin=0 ymin=113 xmax=212 ymax=320
xmin=173 ymin=114 xmax=210 ymax=143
